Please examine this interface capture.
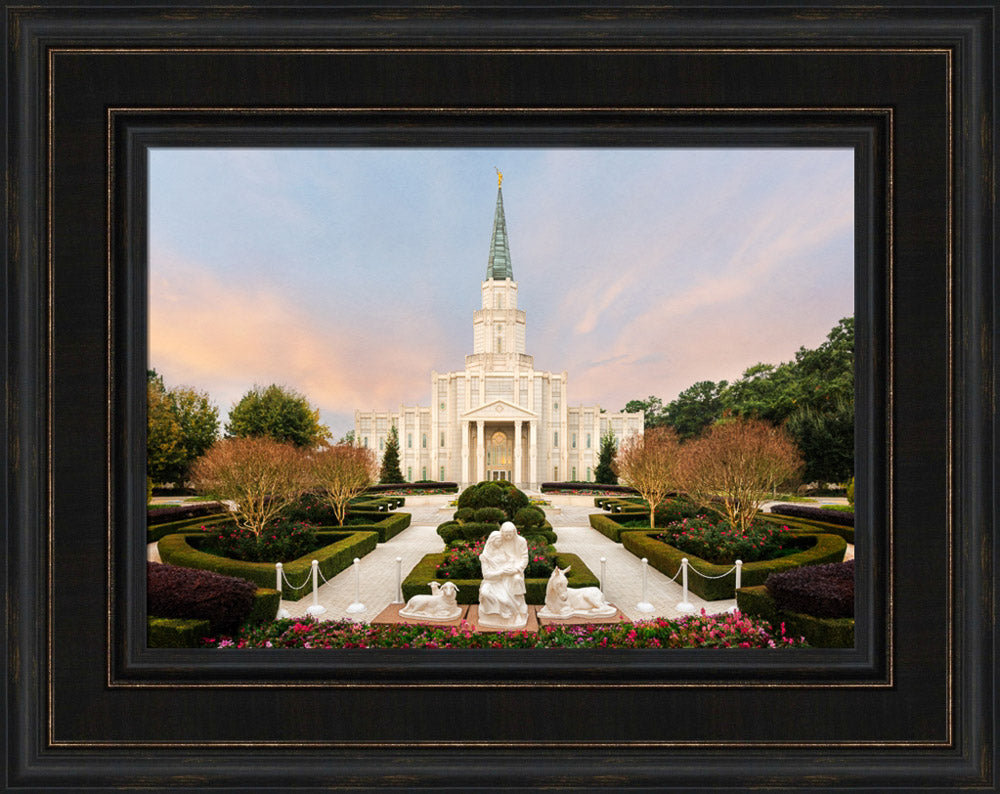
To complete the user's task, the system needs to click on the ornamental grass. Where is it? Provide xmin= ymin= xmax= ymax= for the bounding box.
xmin=202 ymin=610 xmax=807 ymax=649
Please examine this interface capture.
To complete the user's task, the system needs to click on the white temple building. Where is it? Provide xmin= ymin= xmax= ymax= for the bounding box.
xmin=355 ymin=175 xmax=644 ymax=489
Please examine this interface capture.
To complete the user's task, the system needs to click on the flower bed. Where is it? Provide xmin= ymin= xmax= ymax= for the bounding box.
xmin=761 ymin=510 xmax=855 ymax=544
xmin=541 ymin=482 xmax=638 ymax=496
xmin=436 ymin=537 xmax=556 ymax=580
xmin=653 ymin=517 xmax=795 ymax=565
xmin=365 ymin=482 xmax=458 ymax=495
xmin=402 ymin=551 xmax=599 ymax=605
xmin=621 ymin=531 xmax=847 ymax=600
xmin=202 ymin=610 xmax=807 ymax=649
xmin=157 ymin=529 xmax=378 ymax=600
xmin=198 ymin=520 xmax=321 ymax=563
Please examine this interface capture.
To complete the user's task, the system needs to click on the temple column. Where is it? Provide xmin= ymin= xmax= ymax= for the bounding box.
xmin=461 ymin=420 xmax=470 ymax=486
xmin=476 ymin=420 xmax=485 ymax=482
xmin=513 ymin=419 xmax=523 ymax=487
xmin=529 ymin=420 xmax=538 ymax=489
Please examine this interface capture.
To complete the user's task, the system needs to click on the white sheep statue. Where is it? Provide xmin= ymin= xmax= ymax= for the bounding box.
xmin=398 ymin=580 xmax=463 ymax=621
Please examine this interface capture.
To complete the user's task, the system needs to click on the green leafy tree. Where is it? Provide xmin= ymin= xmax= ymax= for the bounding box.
xmin=225 ymin=384 xmax=330 ymax=448
xmin=792 ymin=316 xmax=855 ymax=411
xmin=594 ymin=428 xmax=618 ymax=484
xmin=721 ymin=362 xmax=800 ymax=424
xmin=784 ymin=399 xmax=854 ymax=484
xmin=664 ymin=379 xmax=728 ymax=439
xmin=623 ymin=395 xmax=667 ymax=428
xmin=337 ymin=429 xmax=356 ymax=444
xmin=147 ymin=370 xmax=220 ymax=487
xmin=379 ymin=424 xmax=404 ymax=483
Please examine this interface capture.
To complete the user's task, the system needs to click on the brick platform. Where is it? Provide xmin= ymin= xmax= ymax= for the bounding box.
xmin=371 ymin=603 xmax=470 ymax=627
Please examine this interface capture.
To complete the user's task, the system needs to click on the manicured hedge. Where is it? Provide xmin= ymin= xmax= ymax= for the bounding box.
xmin=365 ymin=482 xmax=458 ymax=494
xmin=147 ymin=617 xmax=211 ymax=648
xmin=766 ymin=560 xmax=854 ymax=618
xmin=147 ymin=514 xmax=231 ymax=544
xmin=147 ymin=561 xmax=257 ymax=634
xmin=620 ymin=531 xmax=847 ymax=600
xmin=147 ymin=587 xmax=279 ymax=648
xmin=157 ymin=530 xmax=378 ymax=600
xmin=343 ymin=511 xmax=412 ymax=541
xmin=760 ymin=512 xmax=855 ymax=544
xmin=736 ymin=586 xmax=854 ymax=648
xmin=401 ymin=552 xmax=599 ymax=605
xmin=542 ymin=482 xmax=637 ymax=495
xmin=769 ymin=503 xmax=854 ymax=527
xmin=589 ymin=513 xmax=642 ymax=542
xmin=147 ymin=502 xmax=225 ymax=525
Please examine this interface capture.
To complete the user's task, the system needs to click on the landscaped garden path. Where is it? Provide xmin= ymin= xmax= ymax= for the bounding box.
xmin=273 ymin=494 xmax=741 ymax=623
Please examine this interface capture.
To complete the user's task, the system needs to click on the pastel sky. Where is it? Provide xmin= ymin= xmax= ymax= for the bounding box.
xmin=149 ymin=148 xmax=854 ymax=439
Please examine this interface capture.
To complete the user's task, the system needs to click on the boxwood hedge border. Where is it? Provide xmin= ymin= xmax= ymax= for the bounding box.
xmin=147 ymin=586 xmax=280 ymax=647
xmin=736 ymin=585 xmax=855 ymax=648
xmin=620 ymin=531 xmax=847 ymax=600
xmin=157 ymin=530 xmax=378 ymax=601
xmin=401 ymin=552 xmax=599 ymax=605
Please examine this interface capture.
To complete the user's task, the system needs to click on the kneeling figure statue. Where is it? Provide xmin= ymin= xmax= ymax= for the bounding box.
xmin=537 ymin=565 xmax=617 ymax=619
xmin=477 ymin=522 xmax=529 ymax=629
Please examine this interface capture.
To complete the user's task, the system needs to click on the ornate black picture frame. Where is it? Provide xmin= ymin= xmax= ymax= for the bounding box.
xmin=4 ymin=2 xmax=996 ymax=790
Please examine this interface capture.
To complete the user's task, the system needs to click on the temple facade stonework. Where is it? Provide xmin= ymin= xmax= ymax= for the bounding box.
xmin=355 ymin=178 xmax=644 ymax=489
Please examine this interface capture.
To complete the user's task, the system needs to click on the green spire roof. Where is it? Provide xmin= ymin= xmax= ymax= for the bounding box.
xmin=486 ymin=186 xmax=513 ymax=280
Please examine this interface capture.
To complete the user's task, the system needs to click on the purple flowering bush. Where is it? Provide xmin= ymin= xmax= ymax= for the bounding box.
xmin=655 ymin=517 xmax=795 ymax=565
xmin=202 ymin=610 xmax=807 ymax=649
xmin=199 ymin=519 xmax=320 ymax=563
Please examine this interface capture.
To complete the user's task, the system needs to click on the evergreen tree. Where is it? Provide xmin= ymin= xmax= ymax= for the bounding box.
xmin=147 ymin=369 xmax=220 ymax=487
xmin=594 ymin=428 xmax=618 ymax=484
xmin=379 ymin=424 xmax=404 ymax=483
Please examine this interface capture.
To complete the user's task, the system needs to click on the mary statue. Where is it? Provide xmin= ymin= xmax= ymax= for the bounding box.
xmin=477 ymin=521 xmax=529 ymax=629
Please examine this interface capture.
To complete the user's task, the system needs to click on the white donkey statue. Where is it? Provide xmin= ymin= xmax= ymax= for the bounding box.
xmin=537 ymin=565 xmax=618 ymax=619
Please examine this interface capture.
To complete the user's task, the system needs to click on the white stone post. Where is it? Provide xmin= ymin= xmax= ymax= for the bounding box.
xmin=275 ymin=562 xmax=290 ymax=619
xmin=346 ymin=557 xmax=366 ymax=614
xmin=529 ymin=421 xmax=538 ymax=489
xmin=600 ymin=556 xmax=607 ymax=594
xmin=676 ymin=558 xmax=695 ymax=613
xmin=637 ymin=558 xmax=654 ymax=613
xmin=735 ymin=559 xmax=743 ymax=591
xmin=394 ymin=556 xmax=404 ymax=604
xmin=305 ymin=560 xmax=326 ymax=616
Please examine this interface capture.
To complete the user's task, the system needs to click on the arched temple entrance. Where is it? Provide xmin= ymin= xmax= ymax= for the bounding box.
xmin=486 ymin=429 xmax=512 ymax=481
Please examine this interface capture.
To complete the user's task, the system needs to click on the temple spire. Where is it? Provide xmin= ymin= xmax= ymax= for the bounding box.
xmin=486 ymin=176 xmax=513 ymax=281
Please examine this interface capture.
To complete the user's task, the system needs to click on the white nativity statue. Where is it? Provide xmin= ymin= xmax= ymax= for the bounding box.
xmin=399 ymin=580 xmax=463 ymax=622
xmin=537 ymin=565 xmax=618 ymax=620
xmin=477 ymin=521 xmax=529 ymax=629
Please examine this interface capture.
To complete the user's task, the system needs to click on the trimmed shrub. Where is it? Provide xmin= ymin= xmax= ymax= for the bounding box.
xmin=436 ymin=520 xmax=463 ymax=545
xmin=589 ymin=513 xmax=632 ymax=543
xmin=364 ymin=482 xmax=458 ymax=495
xmin=402 ymin=552 xmax=599 ymax=605
xmin=147 ymin=617 xmax=211 ymax=649
xmin=454 ymin=507 xmax=476 ymax=522
xmin=765 ymin=559 xmax=855 ymax=618
xmin=147 ymin=502 xmax=225 ymax=526
xmin=769 ymin=503 xmax=854 ymax=527
xmin=198 ymin=520 xmax=319 ymax=563
xmin=157 ymin=530 xmax=378 ymax=600
xmin=147 ymin=561 xmax=256 ymax=635
xmin=335 ymin=511 xmax=411 ymax=543
xmin=736 ymin=586 xmax=853 ymax=648
xmin=474 ymin=507 xmax=507 ymax=524
xmin=621 ymin=531 xmax=847 ymax=600
xmin=759 ymin=512 xmax=854 ymax=544
xmin=459 ymin=521 xmax=499 ymax=542
xmin=147 ymin=514 xmax=230 ymax=544
xmin=514 ymin=506 xmax=545 ymax=529
xmin=455 ymin=480 xmax=529 ymax=519
xmin=541 ymin=482 xmax=638 ymax=495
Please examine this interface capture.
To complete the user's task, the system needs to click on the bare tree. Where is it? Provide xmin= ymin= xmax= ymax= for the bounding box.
xmin=311 ymin=443 xmax=379 ymax=526
xmin=611 ymin=427 xmax=682 ymax=529
xmin=190 ymin=437 xmax=310 ymax=536
xmin=679 ymin=418 xmax=803 ymax=532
